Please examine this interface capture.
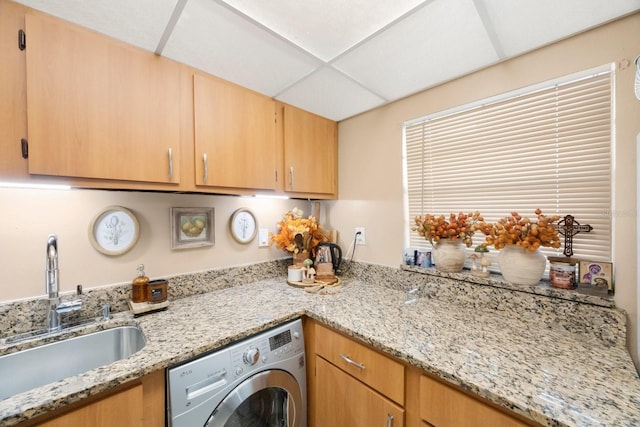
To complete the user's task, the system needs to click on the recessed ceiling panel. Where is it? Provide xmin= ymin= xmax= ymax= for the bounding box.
xmin=333 ymin=0 xmax=499 ymax=101
xmin=221 ymin=0 xmax=428 ymax=62
xmin=13 ymin=0 xmax=177 ymax=52
xmin=480 ymin=0 xmax=640 ymax=57
xmin=162 ymin=0 xmax=321 ymax=97
xmin=276 ymin=67 xmax=386 ymax=121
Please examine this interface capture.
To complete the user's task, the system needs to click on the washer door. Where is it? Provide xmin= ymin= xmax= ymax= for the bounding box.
xmin=205 ymin=369 xmax=302 ymax=427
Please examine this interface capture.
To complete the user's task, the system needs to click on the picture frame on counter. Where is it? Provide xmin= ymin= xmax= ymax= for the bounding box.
xmin=170 ymin=207 xmax=215 ymax=249
xmin=89 ymin=206 xmax=140 ymax=256
xmin=579 ymin=260 xmax=613 ymax=295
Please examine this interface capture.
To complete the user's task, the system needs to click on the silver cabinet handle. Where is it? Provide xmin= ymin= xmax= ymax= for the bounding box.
xmin=168 ymin=148 xmax=173 ymax=179
xmin=339 ymin=353 xmax=365 ymax=370
xmin=203 ymin=153 xmax=208 ymax=183
xmin=387 ymin=413 xmax=394 ymax=427
xmin=289 ymin=166 xmax=294 ymax=189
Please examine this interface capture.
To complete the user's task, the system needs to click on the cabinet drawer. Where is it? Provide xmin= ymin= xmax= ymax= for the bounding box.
xmin=419 ymin=375 xmax=531 ymax=427
xmin=315 ymin=324 xmax=404 ymax=405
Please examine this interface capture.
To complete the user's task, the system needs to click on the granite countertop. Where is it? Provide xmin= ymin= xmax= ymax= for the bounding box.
xmin=1 ymin=277 xmax=639 ymax=426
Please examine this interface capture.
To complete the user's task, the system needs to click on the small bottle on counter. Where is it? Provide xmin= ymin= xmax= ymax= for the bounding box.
xmin=131 ymin=264 xmax=149 ymax=303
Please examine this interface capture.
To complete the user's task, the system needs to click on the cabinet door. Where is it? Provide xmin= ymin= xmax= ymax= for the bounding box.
xmin=315 ymin=356 xmax=404 ymax=427
xmin=282 ymin=104 xmax=337 ymax=197
xmin=315 ymin=323 xmax=405 ymax=405
xmin=193 ymin=73 xmax=277 ymax=190
xmin=38 ymin=383 xmax=143 ymax=427
xmin=419 ymin=375 xmax=531 ymax=427
xmin=25 ymin=13 xmax=181 ymax=184
xmin=0 ymin=0 xmax=28 ymax=180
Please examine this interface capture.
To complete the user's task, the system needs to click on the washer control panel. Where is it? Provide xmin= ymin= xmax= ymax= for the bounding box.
xmin=230 ymin=321 xmax=303 ymax=377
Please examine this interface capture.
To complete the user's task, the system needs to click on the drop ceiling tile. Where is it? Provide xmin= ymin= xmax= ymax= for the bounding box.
xmin=333 ymin=0 xmax=500 ymax=101
xmin=480 ymin=0 xmax=640 ymax=57
xmin=162 ymin=0 xmax=321 ymax=97
xmin=13 ymin=0 xmax=177 ymax=52
xmin=221 ymin=0 xmax=428 ymax=62
xmin=276 ymin=67 xmax=386 ymax=121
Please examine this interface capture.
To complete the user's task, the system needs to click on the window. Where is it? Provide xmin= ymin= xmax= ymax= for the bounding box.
xmin=403 ymin=66 xmax=613 ymax=263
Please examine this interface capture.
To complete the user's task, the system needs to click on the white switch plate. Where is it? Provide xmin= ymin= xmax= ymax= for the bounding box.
xmin=258 ymin=228 xmax=269 ymax=247
xmin=355 ymin=227 xmax=365 ymax=245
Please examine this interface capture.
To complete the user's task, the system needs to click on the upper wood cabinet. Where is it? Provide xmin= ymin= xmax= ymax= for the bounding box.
xmin=193 ymin=73 xmax=277 ymax=191
xmin=0 ymin=0 xmax=28 ymax=180
xmin=24 ymin=13 xmax=182 ymax=184
xmin=281 ymin=104 xmax=337 ymax=198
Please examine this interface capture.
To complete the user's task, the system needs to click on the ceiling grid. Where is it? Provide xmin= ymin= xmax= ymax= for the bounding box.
xmin=14 ymin=0 xmax=640 ymax=121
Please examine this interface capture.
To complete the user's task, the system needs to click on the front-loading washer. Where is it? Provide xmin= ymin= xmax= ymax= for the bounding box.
xmin=167 ymin=318 xmax=307 ymax=427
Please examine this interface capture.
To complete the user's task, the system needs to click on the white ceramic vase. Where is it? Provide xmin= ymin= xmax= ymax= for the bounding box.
xmin=433 ymin=239 xmax=466 ymax=273
xmin=497 ymin=244 xmax=546 ymax=285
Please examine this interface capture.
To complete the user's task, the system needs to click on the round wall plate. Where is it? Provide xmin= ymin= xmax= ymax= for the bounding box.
xmin=230 ymin=208 xmax=257 ymax=244
xmin=89 ymin=206 xmax=140 ymax=256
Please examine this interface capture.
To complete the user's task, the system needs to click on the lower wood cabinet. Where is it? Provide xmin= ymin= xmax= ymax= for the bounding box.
xmin=305 ymin=318 xmax=540 ymax=427
xmin=418 ymin=374 xmax=533 ymax=427
xmin=306 ymin=319 xmax=405 ymax=427
xmin=27 ymin=370 xmax=164 ymax=427
xmin=315 ymin=356 xmax=404 ymax=427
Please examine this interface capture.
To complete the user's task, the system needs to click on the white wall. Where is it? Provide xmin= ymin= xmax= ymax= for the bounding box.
xmin=331 ymin=13 xmax=640 ymax=366
xmin=0 ymin=187 xmax=311 ymax=301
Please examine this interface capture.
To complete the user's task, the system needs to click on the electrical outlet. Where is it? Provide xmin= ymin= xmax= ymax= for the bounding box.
xmin=355 ymin=227 xmax=366 ymax=245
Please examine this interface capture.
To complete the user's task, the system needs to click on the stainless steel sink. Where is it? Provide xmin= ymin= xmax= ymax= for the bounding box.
xmin=0 ymin=325 xmax=146 ymax=400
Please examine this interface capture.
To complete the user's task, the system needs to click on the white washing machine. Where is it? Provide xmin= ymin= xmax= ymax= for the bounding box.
xmin=167 ymin=318 xmax=307 ymax=427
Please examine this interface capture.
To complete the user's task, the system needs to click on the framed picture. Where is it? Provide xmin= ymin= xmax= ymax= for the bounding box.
xmin=579 ymin=260 xmax=613 ymax=294
xmin=89 ymin=206 xmax=140 ymax=256
xmin=170 ymin=207 xmax=214 ymax=249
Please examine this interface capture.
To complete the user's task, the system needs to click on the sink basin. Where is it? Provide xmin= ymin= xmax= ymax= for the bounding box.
xmin=0 ymin=325 xmax=146 ymax=400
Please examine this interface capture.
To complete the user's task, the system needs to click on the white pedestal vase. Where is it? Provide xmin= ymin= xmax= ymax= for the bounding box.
xmin=497 ymin=244 xmax=546 ymax=285
xmin=433 ymin=239 xmax=466 ymax=273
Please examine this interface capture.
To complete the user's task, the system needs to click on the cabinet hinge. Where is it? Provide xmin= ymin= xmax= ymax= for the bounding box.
xmin=275 ymin=170 xmax=278 ymax=182
xmin=18 ymin=29 xmax=26 ymax=51
xmin=21 ymin=138 xmax=28 ymax=159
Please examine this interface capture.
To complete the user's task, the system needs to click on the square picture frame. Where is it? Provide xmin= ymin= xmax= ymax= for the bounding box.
xmin=170 ymin=207 xmax=214 ymax=249
xmin=579 ymin=260 xmax=613 ymax=295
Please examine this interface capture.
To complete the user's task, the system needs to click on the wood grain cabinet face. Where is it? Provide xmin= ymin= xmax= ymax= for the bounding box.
xmin=25 ymin=13 xmax=181 ymax=184
xmin=282 ymin=104 xmax=337 ymax=198
xmin=36 ymin=383 xmax=144 ymax=427
xmin=32 ymin=370 xmax=164 ymax=427
xmin=419 ymin=375 xmax=532 ymax=427
xmin=310 ymin=323 xmax=405 ymax=427
xmin=193 ymin=73 xmax=277 ymax=191
xmin=315 ymin=357 xmax=404 ymax=427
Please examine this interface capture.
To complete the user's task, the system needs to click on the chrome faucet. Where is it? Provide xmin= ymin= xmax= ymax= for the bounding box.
xmin=46 ymin=235 xmax=61 ymax=331
xmin=45 ymin=234 xmax=82 ymax=332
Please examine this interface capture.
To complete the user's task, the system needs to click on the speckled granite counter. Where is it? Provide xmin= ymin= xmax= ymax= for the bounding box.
xmin=1 ymin=264 xmax=639 ymax=426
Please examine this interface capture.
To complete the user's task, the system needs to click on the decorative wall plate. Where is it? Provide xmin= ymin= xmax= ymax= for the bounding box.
xmin=89 ymin=206 xmax=140 ymax=256
xmin=230 ymin=208 xmax=257 ymax=244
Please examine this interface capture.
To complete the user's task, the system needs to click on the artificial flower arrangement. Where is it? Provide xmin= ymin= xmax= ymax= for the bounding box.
xmin=478 ymin=209 xmax=561 ymax=252
xmin=270 ymin=207 xmax=328 ymax=258
xmin=413 ymin=211 xmax=484 ymax=248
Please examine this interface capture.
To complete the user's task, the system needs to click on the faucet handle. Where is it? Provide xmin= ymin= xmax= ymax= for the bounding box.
xmin=56 ymin=298 xmax=82 ymax=313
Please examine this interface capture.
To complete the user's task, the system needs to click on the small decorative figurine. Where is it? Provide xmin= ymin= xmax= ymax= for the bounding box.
xmin=470 ymin=245 xmax=491 ymax=278
xmin=302 ymin=258 xmax=316 ymax=284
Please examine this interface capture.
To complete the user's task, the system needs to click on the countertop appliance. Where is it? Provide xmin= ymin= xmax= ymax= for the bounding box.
xmin=167 ymin=319 xmax=307 ymax=427
xmin=315 ymin=242 xmax=342 ymax=273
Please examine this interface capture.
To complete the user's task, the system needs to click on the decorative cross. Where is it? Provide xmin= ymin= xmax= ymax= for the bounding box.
xmin=554 ymin=215 xmax=593 ymax=257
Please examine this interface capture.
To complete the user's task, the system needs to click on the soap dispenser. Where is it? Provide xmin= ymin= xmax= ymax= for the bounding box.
xmin=131 ymin=264 xmax=149 ymax=303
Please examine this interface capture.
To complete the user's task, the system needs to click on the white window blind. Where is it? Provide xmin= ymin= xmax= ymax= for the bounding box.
xmin=404 ymin=68 xmax=612 ymax=263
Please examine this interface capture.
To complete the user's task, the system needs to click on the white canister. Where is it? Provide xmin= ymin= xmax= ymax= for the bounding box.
xmin=288 ymin=266 xmax=303 ymax=282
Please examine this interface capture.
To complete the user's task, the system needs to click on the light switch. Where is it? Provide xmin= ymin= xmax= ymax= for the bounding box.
xmin=259 ymin=228 xmax=269 ymax=247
